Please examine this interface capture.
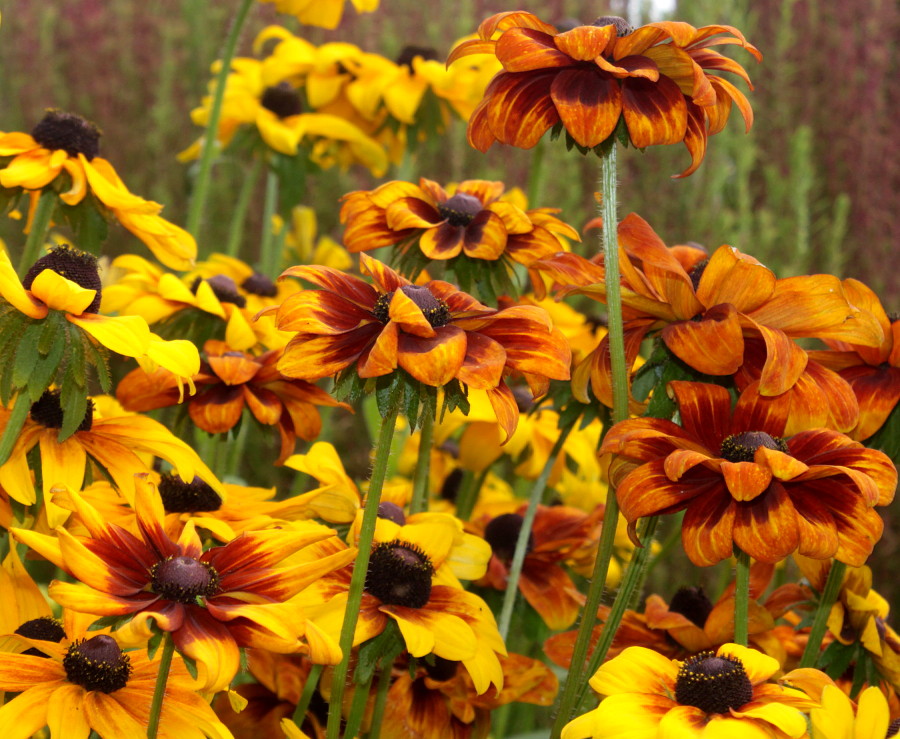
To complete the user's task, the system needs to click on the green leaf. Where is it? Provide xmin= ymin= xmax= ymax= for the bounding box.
xmin=58 ymin=363 xmax=89 ymax=441
xmin=820 ymin=640 xmax=856 ymax=678
xmin=26 ymin=332 xmax=65 ymax=401
xmin=82 ymin=333 xmax=111 ymax=393
xmin=146 ymin=630 xmax=164 ymax=660
xmin=182 ymin=653 xmax=199 ymax=681
xmin=354 ymin=621 xmax=404 ymax=685
xmin=87 ymin=614 xmax=130 ymax=632
xmin=866 ymin=401 xmax=900 ymax=465
xmin=11 ymin=322 xmax=44 ymax=390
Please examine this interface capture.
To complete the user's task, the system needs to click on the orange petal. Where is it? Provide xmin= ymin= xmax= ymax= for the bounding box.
xmin=661 ymin=304 xmax=745 ymax=375
xmin=486 ymin=383 xmax=519 ymax=443
xmin=397 ymin=325 xmax=467 ymax=387
xmin=485 ymin=71 xmax=560 ymax=150
xmin=732 ymin=482 xmax=800 ymax=563
xmin=275 ymin=289 xmax=373 ymax=334
xmin=456 ymin=332 xmax=506 ymax=390
xmin=696 ymin=245 xmax=774 ymax=313
xmin=462 ymin=211 xmax=508 ymax=260
xmin=550 ymin=68 xmax=622 ymax=148
xmin=621 ymin=75 xmax=687 ymax=147
xmin=358 ymin=322 xmax=399 ymax=378
xmin=387 ymin=289 xmax=437 ymax=338
xmin=419 ymin=223 xmax=465 ymax=260
xmin=721 ymin=461 xmax=772 ymax=502
xmin=189 ymin=387 xmax=244 ymax=433
xmin=276 ymin=325 xmax=381 ymax=380
xmin=681 ymin=491 xmax=736 ymax=566
xmin=496 ymin=27 xmax=572 ymax=71
xmin=554 ymin=25 xmax=615 ymax=61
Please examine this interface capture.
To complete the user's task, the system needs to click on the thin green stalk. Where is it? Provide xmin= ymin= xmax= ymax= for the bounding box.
xmin=734 ymin=547 xmax=751 ymax=646
xmin=800 ymin=560 xmax=847 ymax=668
xmin=573 ymin=516 xmax=659 ymax=713
xmin=225 ymin=157 xmax=263 ymax=258
xmin=454 ymin=467 xmax=489 ymax=522
xmin=342 ymin=671 xmax=375 ymax=739
xmin=365 ymin=662 xmax=394 ymax=739
xmin=18 ymin=190 xmax=56 ymax=275
xmin=146 ymin=632 xmax=176 ymax=739
xmin=291 ymin=663 xmax=323 ymax=731
xmin=326 ymin=388 xmax=402 ymax=739
xmin=259 ymin=169 xmax=280 ymax=277
xmin=408 ymin=412 xmax=434 ymax=515
xmin=185 ymin=0 xmax=254 ymax=241
xmin=225 ymin=419 xmax=250 ymax=480
xmin=497 ymin=423 xmax=574 ymax=639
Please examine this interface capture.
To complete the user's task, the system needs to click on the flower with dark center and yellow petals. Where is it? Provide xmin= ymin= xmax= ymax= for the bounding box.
xmin=241 ymin=271 xmax=278 ymax=298
xmin=30 ymin=110 xmax=101 ymax=160
xmin=365 ymin=540 xmax=434 ymax=608
xmin=14 ymin=617 xmax=66 ymax=658
xmin=158 ymin=473 xmax=223 ymax=513
xmin=667 ymin=586 xmax=714 ymax=629
xmin=719 ymin=431 xmax=789 ymax=462
xmin=674 ymin=650 xmax=753 ymax=714
xmin=260 ymin=82 xmax=304 ymax=118
xmin=191 ymin=275 xmax=247 ymax=308
xmin=483 ymin=513 xmax=533 ymax=564
xmin=63 ymin=635 xmax=132 ymax=693
xmin=22 ymin=246 xmax=102 ymax=312
xmin=377 ymin=501 xmax=406 ymax=526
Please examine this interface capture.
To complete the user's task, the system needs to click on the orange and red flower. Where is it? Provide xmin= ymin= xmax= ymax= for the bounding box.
xmin=600 ymin=381 xmax=896 ymax=567
xmin=449 ymin=13 xmax=760 ymax=176
xmin=269 ymin=254 xmax=571 ymax=440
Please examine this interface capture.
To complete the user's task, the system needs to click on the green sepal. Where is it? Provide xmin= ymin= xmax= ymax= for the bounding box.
xmin=26 ymin=328 xmax=66 ymax=401
xmin=87 ymin=614 xmax=133 ymax=632
xmin=331 ymin=365 xmax=367 ymax=406
xmin=183 ymin=653 xmax=200 ymax=681
xmin=440 ymin=378 xmax=469 ymax=421
xmin=375 ymin=373 xmax=402 ymax=418
xmin=354 ymin=620 xmax=404 ymax=685
xmin=58 ymin=351 xmax=89 ymax=441
xmin=146 ymin=629 xmax=165 ymax=660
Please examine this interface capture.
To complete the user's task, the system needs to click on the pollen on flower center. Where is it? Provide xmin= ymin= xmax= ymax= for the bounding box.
xmin=688 ymin=258 xmax=709 ymax=292
xmin=669 ymin=586 xmax=713 ymax=628
xmin=395 ymin=45 xmax=439 ymax=68
xmin=592 ymin=15 xmax=634 ymax=36
xmin=888 ymin=718 xmax=900 ymax=737
xmin=720 ymin=431 xmax=789 ymax=463
xmin=372 ymin=285 xmax=452 ymax=328
xmin=191 ymin=274 xmax=247 ymax=308
xmin=484 ymin=513 xmax=534 ymax=565
xmin=63 ymin=635 xmax=132 ymax=693
xmin=30 ymin=390 xmax=94 ymax=432
xmin=158 ymin=473 xmax=223 ymax=513
xmin=150 ymin=555 xmax=220 ymax=604
xmin=674 ymin=651 xmax=753 ymax=714
xmin=242 ymin=271 xmax=278 ymax=297
xmin=377 ymin=501 xmax=406 ymax=526
xmin=261 ymin=82 xmax=304 ymax=119
xmin=437 ymin=193 xmax=483 ymax=227
xmin=23 ymin=245 xmax=102 ymax=313
xmin=365 ymin=540 xmax=434 ymax=608
xmin=31 ymin=109 xmax=101 ymax=160
xmin=15 ymin=616 xmax=66 ymax=658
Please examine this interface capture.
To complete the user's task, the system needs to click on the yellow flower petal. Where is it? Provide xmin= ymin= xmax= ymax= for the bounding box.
xmin=66 ymin=313 xmax=152 ymax=358
xmin=0 ymin=249 xmax=49 ymax=318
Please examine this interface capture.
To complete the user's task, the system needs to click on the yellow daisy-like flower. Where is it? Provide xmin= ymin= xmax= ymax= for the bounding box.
xmin=0 ymin=110 xmax=195 ymax=269
xmin=563 ymin=643 xmax=817 ymax=739
xmin=257 ymin=0 xmax=378 ymax=30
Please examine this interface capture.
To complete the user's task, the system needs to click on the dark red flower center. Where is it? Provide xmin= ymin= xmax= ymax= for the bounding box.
xmin=377 ymin=501 xmax=406 ymax=525
xmin=592 ymin=15 xmax=634 ymax=37
xmin=241 ymin=271 xmax=278 ymax=297
xmin=688 ymin=258 xmax=709 ymax=292
xmin=15 ymin=616 xmax=66 ymax=658
xmin=365 ymin=540 xmax=434 ymax=608
xmin=484 ymin=513 xmax=534 ymax=564
xmin=63 ymin=635 xmax=132 ymax=693
xmin=150 ymin=555 xmax=220 ymax=603
xmin=675 ymin=651 xmax=753 ymax=714
xmin=372 ymin=285 xmax=452 ymax=328
xmin=261 ymin=82 xmax=304 ymax=118
xmin=191 ymin=275 xmax=247 ymax=308
xmin=669 ymin=586 xmax=713 ymax=628
xmin=512 ymin=385 xmax=535 ymax=413
xmin=31 ymin=109 xmax=101 ymax=160
xmin=23 ymin=245 xmax=102 ymax=313
xmin=158 ymin=473 xmax=223 ymax=513
xmin=437 ymin=193 xmax=483 ymax=227
xmin=720 ymin=431 xmax=788 ymax=463
xmin=439 ymin=467 xmax=464 ymax=502
xmin=30 ymin=390 xmax=93 ymax=432
xmin=395 ymin=45 xmax=439 ymax=69
xmin=424 ymin=656 xmax=458 ymax=681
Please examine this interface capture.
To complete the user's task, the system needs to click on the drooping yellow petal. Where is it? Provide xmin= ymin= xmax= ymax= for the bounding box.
xmin=0 ymin=249 xmax=49 ymax=318
xmin=66 ymin=313 xmax=152 ymax=357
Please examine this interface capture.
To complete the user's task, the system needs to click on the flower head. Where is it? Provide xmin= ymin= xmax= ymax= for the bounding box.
xmin=449 ymin=13 xmax=760 ymax=176
xmin=257 ymin=0 xmax=378 ymax=30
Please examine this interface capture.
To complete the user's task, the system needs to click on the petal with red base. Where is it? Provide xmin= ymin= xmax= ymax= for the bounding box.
xmin=732 ymin=482 xmax=800 ymax=563
xmin=681 ymin=487 xmax=737 ymax=566
xmin=485 ymin=71 xmax=560 ymax=150
xmin=495 ymin=27 xmax=572 ymax=71
xmin=662 ymin=304 xmax=745 ymax=376
xmin=397 ymin=326 xmax=467 ymax=387
xmin=622 ymin=76 xmax=687 ymax=147
xmin=550 ymin=69 xmax=622 ymax=148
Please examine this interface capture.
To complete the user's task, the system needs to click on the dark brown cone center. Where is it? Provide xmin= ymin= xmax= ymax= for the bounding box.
xmin=675 ymin=652 xmax=753 ymax=714
xmin=888 ymin=718 xmax=900 ymax=737
xmin=669 ymin=587 xmax=713 ymax=628
xmin=150 ymin=555 xmax=220 ymax=603
xmin=395 ymin=45 xmax=439 ymax=68
xmin=31 ymin=110 xmax=101 ymax=160
xmin=377 ymin=501 xmax=406 ymax=526
xmin=372 ymin=285 xmax=451 ymax=328
xmin=63 ymin=635 xmax=132 ymax=693
xmin=365 ymin=540 xmax=434 ymax=608
xmin=439 ymin=467 xmax=464 ymax=502
xmin=158 ymin=474 xmax=223 ymax=513
xmin=592 ymin=15 xmax=634 ymax=37
xmin=484 ymin=513 xmax=534 ymax=564
xmin=720 ymin=431 xmax=788 ymax=463
xmin=30 ymin=390 xmax=93 ymax=432
xmin=424 ymin=656 xmax=458 ymax=681
xmin=15 ymin=616 xmax=66 ymax=658
xmin=688 ymin=258 xmax=709 ymax=293
xmin=23 ymin=245 xmax=102 ymax=313
xmin=261 ymin=82 xmax=304 ymax=119
xmin=191 ymin=275 xmax=247 ymax=308
xmin=437 ymin=193 xmax=483 ymax=227
xmin=242 ymin=271 xmax=278 ymax=297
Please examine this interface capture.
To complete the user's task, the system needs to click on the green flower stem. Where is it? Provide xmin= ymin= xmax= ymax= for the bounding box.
xmin=408 ymin=411 xmax=434 ymax=515
xmin=734 ymin=547 xmax=751 ymax=647
xmin=291 ymin=663 xmax=323 ymax=731
xmin=364 ymin=661 xmax=394 ymax=739
xmin=453 ymin=467 xmax=489 ymax=522
xmin=259 ymin=168 xmax=281 ymax=277
xmin=497 ymin=422 xmax=574 ymax=639
xmin=326 ymin=387 xmax=402 ymax=739
xmin=146 ymin=632 xmax=176 ymax=739
xmin=225 ymin=157 xmax=263 ymax=258
xmin=18 ymin=190 xmax=56 ymax=276
xmin=573 ymin=515 xmax=659 ymax=713
xmin=185 ymin=0 xmax=254 ymax=241
xmin=342 ymin=670 xmax=375 ymax=739
xmin=0 ymin=392 xmax=32 ymax=467
xmin=800 ymin=560 xmax=847 ymax=668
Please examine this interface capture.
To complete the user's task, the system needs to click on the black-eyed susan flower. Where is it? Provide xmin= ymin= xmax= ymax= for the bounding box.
xmin=12 ymin=478 xmax=355 ymax=693
xmin=0 ymin=633 xmax=233 ymax=738
xmin=257 ymin=0 xmax=378 ymax=30
xmin=600 ymin=381 xmax=897 ymax=567
xmin=563 ymin=643 xmax=817 ymax=738
xmin=449 ymin=13 xmax=761 ymax=176
xmin=270 ymin=254 xmax=571 ymax=441
xmin=0 ymin=110 xmax=196 ymax=269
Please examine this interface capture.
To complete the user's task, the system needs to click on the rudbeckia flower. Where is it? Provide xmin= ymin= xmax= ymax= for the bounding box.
xmin=12 ymin=479 xmax=355 ymax=693
xmin=0 ymin=391 xmax=221 ymax=526
xmin=0 ymin=110 xmax=195 ymax=269
xmin=602 ymin=381 xmax=897 ymax=567
xmin=270 ymin=254 xmax=571 ymax=440
xmin=257 ymin=0 xmax=378 ymax=30
xmin=449 ymin=13 xmax=761 ymax=176
xmin=809 ymin=278 xmax=900 ymax=441
xmin=0 ymin=633 xmax=233 ymax=738
xmin=563 ymin=643 xmax=816 ymax=739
